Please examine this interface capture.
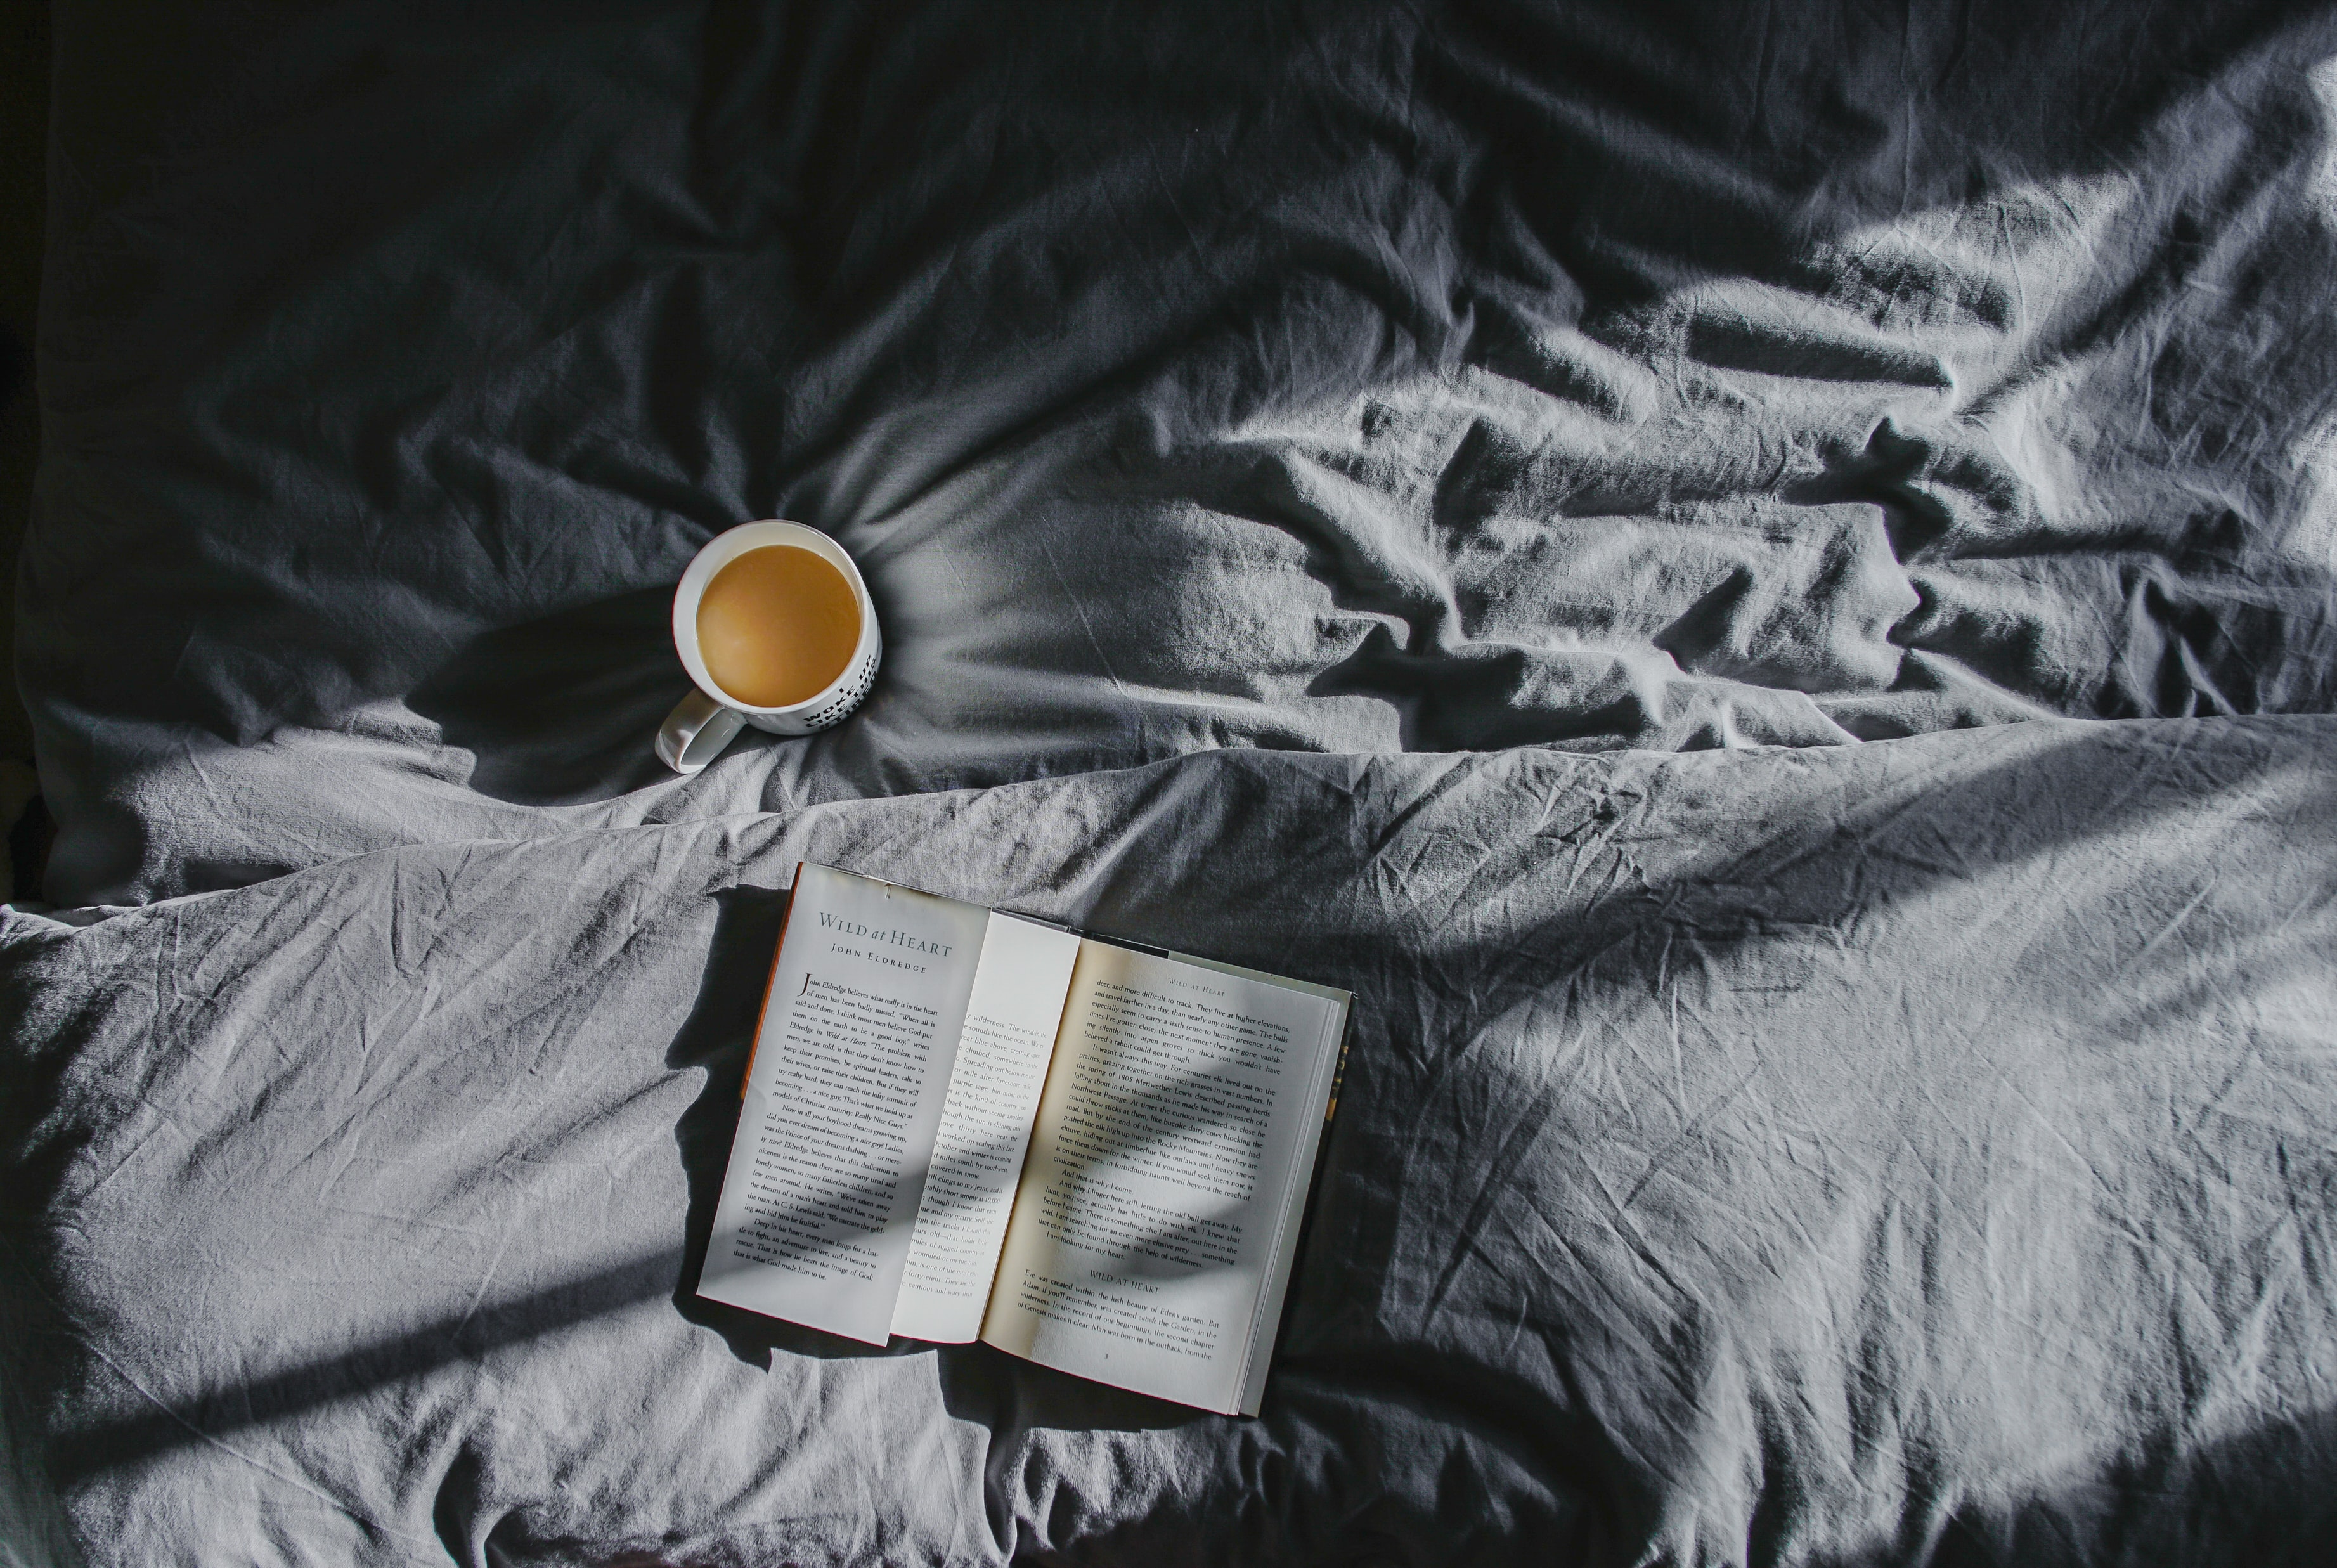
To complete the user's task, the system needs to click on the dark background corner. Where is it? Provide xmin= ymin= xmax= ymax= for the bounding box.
xmin=3 ymin=0 xmax=53 ymax=896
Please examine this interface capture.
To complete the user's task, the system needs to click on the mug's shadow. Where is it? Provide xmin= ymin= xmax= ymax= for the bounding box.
xmin=408 ymin=586 xmax=741 ymax=805
xmin=663 ymin=882 xmax=1204 ymax=1436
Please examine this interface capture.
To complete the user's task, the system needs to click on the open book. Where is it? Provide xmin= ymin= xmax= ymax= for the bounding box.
xmin=698 ymin=862 xmax=1351 ymax=1416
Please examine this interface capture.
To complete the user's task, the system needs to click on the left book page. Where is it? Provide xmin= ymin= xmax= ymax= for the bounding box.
xmin=697 ymin=862 xmax=994 ymax=1345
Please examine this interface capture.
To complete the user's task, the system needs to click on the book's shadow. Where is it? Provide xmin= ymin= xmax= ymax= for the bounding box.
xmin=664 ymin=883 xmax=1203 ymax=1435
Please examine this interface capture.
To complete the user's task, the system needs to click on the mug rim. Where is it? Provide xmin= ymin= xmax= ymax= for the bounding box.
xmin=671 ymin=521 xmax=878 ymax=716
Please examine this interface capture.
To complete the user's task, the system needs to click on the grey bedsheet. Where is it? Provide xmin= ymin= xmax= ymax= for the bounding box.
xmin=22 ymin=0 xmax=2337 ymax=905
xmin=6 ymin=717 xmax=2334 ymax=1564
xmin=13 ymin=3 xmax=2337 ymax=1562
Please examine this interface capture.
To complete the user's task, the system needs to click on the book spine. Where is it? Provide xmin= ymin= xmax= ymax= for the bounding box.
xmin=1323 ymin=1013 xmax=1354 ymax=1125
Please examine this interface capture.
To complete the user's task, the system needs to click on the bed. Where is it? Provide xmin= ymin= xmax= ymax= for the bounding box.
xmin=6 ymin=1 xmax=2336 ymax=1562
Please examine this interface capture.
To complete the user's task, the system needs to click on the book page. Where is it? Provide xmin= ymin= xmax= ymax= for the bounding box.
xmin=697 ymin=863 xmax=992 ymax=1345
xmin=981 ymin=942 xmax=1349 ymax=1415
xmin=890 ymin=912 xmax=1083 ymax=1343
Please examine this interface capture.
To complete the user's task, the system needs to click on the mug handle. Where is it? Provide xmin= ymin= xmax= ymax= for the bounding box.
xmin=656 ymin=689 xmax=747 ymax=774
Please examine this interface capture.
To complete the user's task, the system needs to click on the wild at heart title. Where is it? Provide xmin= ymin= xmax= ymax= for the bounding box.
xmin=815 ymin=909 xmax=955 ymax=956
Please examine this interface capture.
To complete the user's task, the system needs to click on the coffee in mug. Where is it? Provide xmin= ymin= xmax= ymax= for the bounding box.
xmin=655 ymin=521 xmax=883 ymax=775
xmin=695 ymin=545 xmax=862 ymax=708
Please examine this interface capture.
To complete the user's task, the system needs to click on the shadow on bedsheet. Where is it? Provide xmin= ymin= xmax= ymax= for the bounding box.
xmin=974 ymin=1403 xmax=2337 ymax=1567
xmin=405 ymin=586 xmax=690 ymax=805
xmin=1806 ymin=1409 xmax=2337 ymax=1567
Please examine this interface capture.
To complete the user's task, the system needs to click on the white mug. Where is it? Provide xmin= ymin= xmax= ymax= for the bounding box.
xmin=654 ymin=521 xmax=883 ymax=775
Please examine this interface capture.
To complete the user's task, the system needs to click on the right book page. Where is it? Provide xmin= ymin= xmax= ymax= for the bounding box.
xmin=980 ymin=939 xmax=1349 ymax=1415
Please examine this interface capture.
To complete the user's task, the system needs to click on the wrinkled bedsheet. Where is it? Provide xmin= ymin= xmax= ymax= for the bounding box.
xmin=13 ymin=3 xmax=2337 ymax=1564
xmin=4 ymin=718 xmax=2335 ymax=1565
xmin=22 ymin=0 xmax=2337 ymax=905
